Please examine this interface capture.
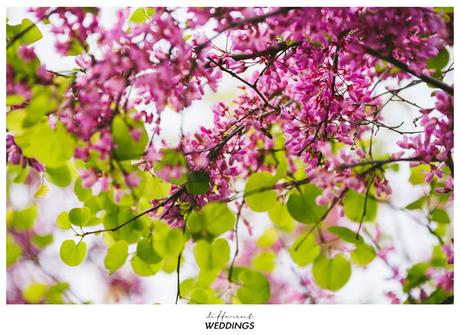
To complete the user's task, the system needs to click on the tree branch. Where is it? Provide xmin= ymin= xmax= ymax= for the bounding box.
xmin=364 ymin=47 xmax=453 ymax=95
xmin=208 ymin=57 xmax=275 ymax=109
xmin=76 ymin=186 xmax=185 ymax=238
xmin=338 ymin=157 xmax=423 ymax=171
xmin=229 ymin=41 xmax=301 ymax=61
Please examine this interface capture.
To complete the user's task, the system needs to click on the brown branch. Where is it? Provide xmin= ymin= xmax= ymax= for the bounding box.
xmin=364 ymin=47 xmax=453 ymax=95
xmin=229 ymin=41 xmax=301 ymax=61
xmin=208 ymin=57 xmax=275 ymax=109
xmin=293 ymin=188 xmax=347 ymax=251
xmin=338 ymin=157 xmax=423 ymax=171
xmin=356 ymin=177 xmax=374 ymax=238
xmin=228 ymin=201 xmax=244 ymax=283
xmin=76 ymin=186 xmax=186 ymax=237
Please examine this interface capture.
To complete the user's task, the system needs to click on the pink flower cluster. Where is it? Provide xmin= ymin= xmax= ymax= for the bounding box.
xmin=6 ymin=135 xmax=44 ymax=172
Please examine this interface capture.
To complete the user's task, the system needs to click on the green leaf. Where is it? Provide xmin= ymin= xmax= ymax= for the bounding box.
xmin=47 ymin=282 xmax=70 ymax=304
xmin=187 ymin=202 xmax=235 ymax=237
xmin=32 ymin=234 xmax=54 ymax=248
xmin=130 ymin=256 xmax=162 ymax=277
xmin=56 ymin=211 xmax=71 ymax=230
xmin=251 ymin=251 xmax=276 ymax=273
xmin=431 ymin=245 xmax=448 ymax=267
xmin=12 ymin=206 xmax=37 ymax=230
xmin=434 ymin=7 xmax=453 ymax=13
xmin=194 ymin=238 xmax=230 ymax=271
xmin=60 ymin=240 xmax=87 ymax=266
xmin=154 ymin=228 xmax=184 ymax=257
xmin=7 ymin=235 xmax=22 ymax=267
xmin=135 ymin=172 xmax=171 ymax=200
xmin=427 ymin=48 xmax=449 ymax=71
xmin=405 ymin=196 xmax=427 ymax=210
xmin=328 ymin=226 xmax=364 ymax=244
xmin=15 ymin=121 xmax=75 ymax=168
xmin=289 ymin=233 xmax=321 ymax=267
xmin=236 ymin=269 xmax=271 ymax=304
xmin=112 ymin=115 xmax=148 ymax=160
xmin=129 ymin=7 xmax=155 ymax=24
xmin=186 ymin=171 xmax=210 ymax=195
xmin=268 ymin=201 xmax=294 ymax=230
xmin=431 ymin=209 xmax=450 ymax=223
xmin=312 ymin=254 xmax=351 ymax=291
xmin=286 ymin=184 xmax=328 ymax=224
xmin=68 ymin=207 xmax=91 ymax=226
xmin=256 ymin=228 xmax=278 ymax=248
xmin=6 ymin=95 xmax=25 ymax=106
xmin=23 ymin=87 xmax=58 ymax=127
xmin=409 ymin=164 xmax=430 ymax=185
xmin=244 ymin=172 xmax=277 ymax=212
xmin=104 ymin=240 xmax=129 ymax=275
xmin=351 ymin=244 xmax=376 ymax=266
xmin=46 ymin=164 xmax=72 ymax=187
xmin=403 ymin=262 xmax=430 ymax=293
xmin=22 ymin=283 xmax=48 ymax=303
xmin=6 ymin=109 xmax=27 ymax=136
xmin=7 ymin=19 xmax=43 ymax=46
xmin=67 ymin=40 xmax=84 ymax=56
xmin=189 ymin=288 xmax=209 ymax=304
xmin=74 ymin=178 xmax=92 ymax=202
xmin=33 ymin=184 xmax=49 ymax=199
xmin=343 ymin=189 xmax=378 ymax=223
xmin=136 ymin=238 xmax=162 ymax=264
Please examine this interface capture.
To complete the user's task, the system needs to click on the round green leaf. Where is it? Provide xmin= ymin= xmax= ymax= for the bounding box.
xmin=236 ymin=269 xmax=271 ymax=304
xmin=427 ymin=48 xmax=449 ymax=71
xmin=56 ymin=211 xmax=71 ymax=229
xmin=312 ymin=254 xmax=351 ymax=291
xmin=60 ymin=239 xmax=87 ymax=266
xmin=22 ymin=282 xmax=48 ymax=303
xmin=251 ymin=251 xmax=276 ymax=273
xmin=328 ymin=226 xmax=364 ymax=244
xmin=269 ymin=201 xmax=294 ymax=229
xmin=14 ymin=121 xmax=75 ymax=168
xmin=112 ymin=115 xmax=148 ymax=161
xmin=351 ymin=244 xmax=376 ymax=266
xmin=45 ymin=164 xmax=72 ymax=187
xmin=7 ymin=19 xmax=43 ymax=46
xmin=188 ymin=202 xmax=235 ymax=237
xmin=289 ymin=233 xmax=321 ymax=267
xmin=137 ymin=238 xmax=162 ymax=264
xmin=244 ymin=172 xmax=277 ymax=212
xmin=74 ymin=178 xmax=92 ymax=202
xmin=68 ymin=207 xmax=91 ymax=226
xmin=186 ymin=171 xmax=210 ymax=195
xmin=343 ymin=189 xmax=377 ymax=223
xmin=12 ymin=206 xmax=37 ymax=230
xmin=287 ymin=184 xmax=327 ymax=224
xmin=131 ymin=256 xmax=162 ymax=277
xmin=104 ymin=240 xmax=129 ymax=275
xmin=194 ymin=238 xmax=230 ymax=271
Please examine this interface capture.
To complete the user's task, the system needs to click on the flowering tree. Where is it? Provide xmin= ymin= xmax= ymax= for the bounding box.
xmin=6 ymin=7 xmax=453 ymax=304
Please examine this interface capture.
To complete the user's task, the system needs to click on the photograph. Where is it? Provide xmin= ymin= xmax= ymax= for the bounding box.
xmin=3 ymin=3 xmax=457 ymax=333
